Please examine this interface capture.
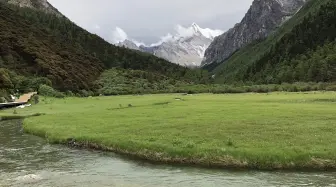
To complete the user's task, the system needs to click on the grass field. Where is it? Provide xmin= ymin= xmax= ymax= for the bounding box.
xmin=2 ymin=92 xmax=336 ymax=170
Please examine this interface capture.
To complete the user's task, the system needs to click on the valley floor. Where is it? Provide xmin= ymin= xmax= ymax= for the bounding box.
xmin=2 ymin=92 xmax=336 ymax=170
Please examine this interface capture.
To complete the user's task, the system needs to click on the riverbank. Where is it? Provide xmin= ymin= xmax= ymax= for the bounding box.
xmin=0 ymin=113 xmax=45 ymax=121
xmin=2 ymin=120 xmax=334 ymax=187
xmin=6 ymin=92 xmax=336 ymax=170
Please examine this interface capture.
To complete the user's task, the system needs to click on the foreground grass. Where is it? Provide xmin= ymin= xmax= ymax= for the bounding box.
xmin=4 ymin=92 xmax=336 ymax=170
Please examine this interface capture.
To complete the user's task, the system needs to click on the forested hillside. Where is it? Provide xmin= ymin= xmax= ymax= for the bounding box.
xmin=209 ymin=0 xmax=336 ymax=84
xmin=0 ymin=2 xmax=209 ymax=95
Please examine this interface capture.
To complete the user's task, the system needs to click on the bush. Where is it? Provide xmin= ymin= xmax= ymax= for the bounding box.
xmin=38 ymin=84 xmax=65 ymax=98
xmin=55 ymin=93 xmax=66 ymax=98
xmin=0 ymin=97 xmax=7 ymax=103
xmin=79 ymin=90 xmax=89 ymax=97
xmin=32 ymin=95 xmax=39 ymax=104
xmin=326 ymin=85 xmax=336 ymax=91
xmin=65 ymin=91 xmax=75 ymax=97
xmin=187 ymin=90 xmax=195 ymax=94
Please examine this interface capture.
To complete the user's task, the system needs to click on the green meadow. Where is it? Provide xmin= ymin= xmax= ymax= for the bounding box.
xmin=2 ymin=92 xmax=336 ymax=170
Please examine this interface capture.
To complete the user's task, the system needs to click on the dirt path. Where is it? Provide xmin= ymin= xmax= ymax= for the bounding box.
xmin=15 ymin=92 xmax=37 ymax=103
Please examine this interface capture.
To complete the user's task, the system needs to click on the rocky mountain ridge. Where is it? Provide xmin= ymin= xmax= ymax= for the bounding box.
xmin=202 ymin=0 xmax=307 ymax=66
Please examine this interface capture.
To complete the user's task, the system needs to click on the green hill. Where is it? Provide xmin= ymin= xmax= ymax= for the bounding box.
xmin=0 ymin=2 xmax=208 ymax=95
xmin=208 ymin=0 xmax=336 ymax=84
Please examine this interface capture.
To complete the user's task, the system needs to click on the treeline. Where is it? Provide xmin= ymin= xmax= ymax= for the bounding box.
xmin=36 ymin=82 xmax=336 ymax=98
xmin=212 ymin=0 xmax=336 ymax=84
xmin=95 ymin=68 xmax=189 ymax=95
xmin=0 ymin=2 xmax=210 ymax=94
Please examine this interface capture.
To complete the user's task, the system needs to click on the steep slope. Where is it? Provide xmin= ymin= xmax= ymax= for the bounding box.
xmin=0 ymin=3 xmax=103 ymax=92
xmin=211 ymin=0 xmax=336 ymax=84
xmin=0 ymin=2 xmax=208 ymax=93
xmin=1 ymin=0 xmax=61 ymax=16
xmin=202 ymin=0 xmax=307 ymax=67
xmin=117 ymin=23 xmax=223 ymax=67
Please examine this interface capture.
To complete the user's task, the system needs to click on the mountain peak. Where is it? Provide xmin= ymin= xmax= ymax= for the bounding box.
xmin=191 ymin=22 xmax=202 ymax=33
xmin=188 ymin=23 xmax=223 ymax=40
xmin=116 ymin=39 xmax=140 ymax=50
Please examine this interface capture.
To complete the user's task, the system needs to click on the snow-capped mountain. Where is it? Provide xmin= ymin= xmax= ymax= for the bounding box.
xmin=117 ymin=39 xmax=140 ymax=51
xmin=115 ymin=23 xmax=223 ymax=67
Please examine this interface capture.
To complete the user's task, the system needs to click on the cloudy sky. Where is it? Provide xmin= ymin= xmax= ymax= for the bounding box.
xmin=48 ymin=0 xmax=253 ymax=45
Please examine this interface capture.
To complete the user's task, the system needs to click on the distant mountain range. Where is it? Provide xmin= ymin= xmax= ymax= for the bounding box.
xmin=116 ymin=23 xmax=223 ymax=67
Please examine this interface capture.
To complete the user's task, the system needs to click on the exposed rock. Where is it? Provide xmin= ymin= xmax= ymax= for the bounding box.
xmin=202 ymin=0 xmax=307 ymax=66
xmin=116 ymin=39 xmax=141 ymax=51
xmin=4 ymin=0 xmax=62 ymax=16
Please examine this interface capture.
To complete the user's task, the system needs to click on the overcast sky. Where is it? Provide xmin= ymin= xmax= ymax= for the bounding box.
xmin=48 ymin=0 xmax=253 ymax=45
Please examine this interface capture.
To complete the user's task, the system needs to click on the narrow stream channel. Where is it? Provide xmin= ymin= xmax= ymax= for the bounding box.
xmin=0 ymin=120 xmax=335 ymax=187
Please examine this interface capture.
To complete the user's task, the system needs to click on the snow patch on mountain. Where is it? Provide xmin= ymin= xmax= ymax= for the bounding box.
xmin=148 ymin=23 xmax=223 ymax=47
xmin=110 ymin=27 xmax=145 ymax=46
xmin=113 ymin=23 xmax=223 ymax=67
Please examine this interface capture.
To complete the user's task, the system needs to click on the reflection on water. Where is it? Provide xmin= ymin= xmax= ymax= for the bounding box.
xmin=0 ymin=120 xmax=335 ymax=187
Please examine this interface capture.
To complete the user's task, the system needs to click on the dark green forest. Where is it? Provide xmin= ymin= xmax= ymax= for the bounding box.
xmin=0 ymin=2 xmax=209 ymax=96
xmin=211 ymin=0 xmax=336 ymax=84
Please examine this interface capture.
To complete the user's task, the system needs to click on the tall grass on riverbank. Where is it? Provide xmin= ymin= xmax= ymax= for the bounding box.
xmin=10 ymin=92 xmax=336 ymax=170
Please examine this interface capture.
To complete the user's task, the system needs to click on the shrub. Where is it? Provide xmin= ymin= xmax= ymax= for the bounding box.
xmin=38 ymin=84 xmax=64 ymax=98
xmin=187 ymin=90 xmax=195 ymax=94
xmin=79 ymin=90 xmax=89 ymax=97
xmin=326 ymin=85 xmax=336 ymax=91
xmin=65 ymin=91 xmax=75 ymax=97
xmin=0 ymin=97 xmax=7 ymax=103
xmin=32 ymin=95 xmax=39 ymax=104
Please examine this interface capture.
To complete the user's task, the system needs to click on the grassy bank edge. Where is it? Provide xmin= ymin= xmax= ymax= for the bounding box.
xmin=0 ymin=113 xmax=45 ymax=121
xmin=22 ymin=118 xmax=336 ymax=171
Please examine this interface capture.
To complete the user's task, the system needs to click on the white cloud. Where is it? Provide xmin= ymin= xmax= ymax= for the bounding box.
xmin=175 ymin=25 xmax=195 ymax=38
xmin=110 ymin=27 xmax=128 ymax=43
xmin=150 ymin=33 xmax=174 ymax=46
xmin=94 ymin=25 xmax=101 ymax=30
xmin=132 ymin=40 xmax=146 ymax=47
xmin=48 ymin=0 xmax=253 ymax=44
xmin=175 ymin=23 xmax=223 ymax=39
xmin=149 ymin=23 xmax=224 ymax=47
xmin=110 ymin=27 xmax=146 ymax=46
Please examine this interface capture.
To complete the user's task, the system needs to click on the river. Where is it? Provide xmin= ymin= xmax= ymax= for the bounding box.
xmin=0 ymin=120 xmax=335 ymax=187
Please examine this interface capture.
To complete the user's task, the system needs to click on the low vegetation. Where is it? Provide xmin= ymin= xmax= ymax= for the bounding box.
xmin=3 ymin=92 xmax=335 ymax=170
xmin=95 ymin=68 xmax=189 ymax=95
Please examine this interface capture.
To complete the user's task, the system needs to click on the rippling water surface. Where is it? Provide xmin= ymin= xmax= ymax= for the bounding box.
xmin=1 ymin=120 xmax=335 ymax=187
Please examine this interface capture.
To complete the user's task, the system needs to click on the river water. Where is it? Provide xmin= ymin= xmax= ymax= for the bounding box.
xmin=0 ymin=120 xmax=335 ymax=187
